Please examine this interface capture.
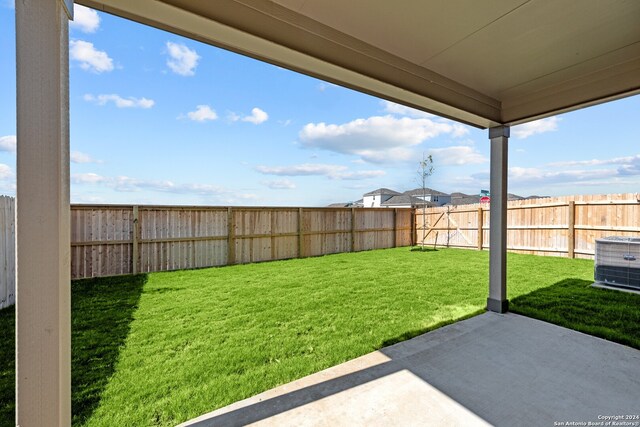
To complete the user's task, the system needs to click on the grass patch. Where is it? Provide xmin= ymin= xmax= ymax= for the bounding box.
xmin=0 ymin=275 xmax=147 ymax=426
xmin=510 ymin=278 xmax=640 ymax=349
xmin=0 ymin=307 xmax=14 ymax=425
xmin=71 ymin=274 xmax=147 ymax=425
xmin=0 ymin=248 xmax=599 ymax=426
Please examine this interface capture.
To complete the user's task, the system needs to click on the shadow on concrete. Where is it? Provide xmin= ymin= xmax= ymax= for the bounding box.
xmin=182 ymin=311 xmax=640 ymax=427
xmin=71 ymin=274 xmax=147 ymax=425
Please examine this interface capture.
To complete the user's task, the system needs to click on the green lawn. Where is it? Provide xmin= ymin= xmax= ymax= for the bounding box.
xmin=0 ymin=247 xmax=637 ymax=426
xmin=510 ymin=278 xmax=640 ymax=349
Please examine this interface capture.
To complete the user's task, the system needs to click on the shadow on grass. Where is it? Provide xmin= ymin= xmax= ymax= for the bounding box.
xmin=409 ymin=246 xmax=438 ymax=252
xmin=0 ymin=306 xmax=15 ymax=426
xmin=0 ymin=274 xmax=148 ymax=427
xmin=510 ymin=278 xmax=640 ymax=350
xmin=381 ymin=278 xmax=640 ymax=352
xmin=379 ymin=309 xmax=485 ymax=348
xmin=71 ymin=274 xmax=147 ymax=425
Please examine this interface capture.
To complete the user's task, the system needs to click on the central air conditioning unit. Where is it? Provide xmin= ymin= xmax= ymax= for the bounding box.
xmin=594 ymin=236 xmax=640 ymax=290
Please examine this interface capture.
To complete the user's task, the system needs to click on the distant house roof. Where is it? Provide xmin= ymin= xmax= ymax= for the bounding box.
xmin=508 ymin=193 xmax=524 ymax=200
xmin=381 ymin=195 xmax=436 ymax=207
xmin=403 ymin=187 xmax=449 ymax=197
xmin=363 ymin=188 xmax=402 ymax=196
xmin=450 ymin=194 xmax=481 ymax=205
xmin=327 ymin=202 xmax=352 ymax=207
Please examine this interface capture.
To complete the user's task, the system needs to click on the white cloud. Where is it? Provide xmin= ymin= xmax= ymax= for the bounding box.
xmin=428 ymin=146 xmax=487 ymax=166
xmin=544 ymin=154 xmax=640 ymax=178
xmin=382 ymin=101 xmax=435 ymax=119
xmin=257 ymin=164 xmax=342 ymax=176
xmin=453 ymin=152 xmax=640 ymax=195
xmin=0 ymin=163 xmax=13 ymax=180
xmin=242 ymin=108 xmax=269 ymax=124
xmin=71 ymin=194 xmax=106 ymax=204
xmin=113 ymin=177 xmax=227 ymax=195
xmin=317 ymin=82 xmax=337 ymax=92
xmin=229 ymin=107 xmax=269 ymax=125
xmin=255 ymin=163 xmax=385 ymax=181
xmin=71 ymin=151 xmax=101 ymax=164
xmin=338 ymin=170 xmax=387 ymax=180
xmin=72 ymin=173 xmax=106 ymax=184
xmin=548 ymin=154 xmax=640 ymax=168
xmin=263 ymin=179 xmax=296 ymax=190
xmin=382 ymin=102 xmax=470 ymax=137
xmin=0 ymin=135 xmax=16 ymax=153
xmin=451 ymin=124 xmax=470 ymax=138
xmin=510 ymin=167 xmax=618 ymax=185
xmin=70 ymin=40 xmax=113 ymax=73
xmin=299 ymin=115 xmax=467 ymax=164
xmin=342 ymin=183 xmax=370 ymax=190
xmin=72 ymin=172 xmax=232 ymax=196
xmin=469 ymin=166 xmax=630 ymax=190
xmin=166 ymin=42 xmax=200 ymax=76
xmin=70 ymin=5 xmax=100 ymax=33
xmin=0 ymin=163 xmax=15 ymax=193
xmin=512 ymin=117 xmax=560 ymax=139
xmin=84 ymin=94 xmax=154 ymax=109
xmin=186 ymin=105 xmax=218 ymax=122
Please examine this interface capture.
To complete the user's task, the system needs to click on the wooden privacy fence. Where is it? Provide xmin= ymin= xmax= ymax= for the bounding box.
xmin=71 ymin=206 xmax=414 ymax=279
xmin=415 ymin=193 xmax=640 ymax=259
xmin=0 ymin=196 xmax=15 ymax=310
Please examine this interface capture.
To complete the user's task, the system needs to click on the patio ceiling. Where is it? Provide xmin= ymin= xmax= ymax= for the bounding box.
xmin=80 ymin=0 xmax=640 ymax=128
xmin=13 ymin=2 xmax=640 ymax=423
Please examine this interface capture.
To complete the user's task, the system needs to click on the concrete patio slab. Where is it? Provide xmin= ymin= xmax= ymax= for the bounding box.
xmin=180 ymin=313 xmax=640 ymax=427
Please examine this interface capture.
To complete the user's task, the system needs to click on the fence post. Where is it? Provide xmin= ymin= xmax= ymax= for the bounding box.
xmin=568 ymin=201 xmax=575 ymax=258
xmin=393 ymin=208 xmax=398 ymax=247
xmin=227 ymin=207 xmax=235 ymax=265
xmin=132 ymin=206 xmax=140 ymax=274
xmin=411 ymin=209 xmax=416 ymax=246
xmin=350 ymin=208 xmax=356 ymax=252
xmin=446 ymin=206 xmax=451 ymax=247
xmin=477 ymin=207 xmax=484 ymax=250
xmin=270 ymin=209 xmax=276 ymax=261
xmin=298 ymin=207 xmax=304 ymax=258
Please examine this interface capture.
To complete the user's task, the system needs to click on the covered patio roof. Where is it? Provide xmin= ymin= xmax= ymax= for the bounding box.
xmin=81 ymin=0 xmax=640 ymax=127
xmin=14 ymin=0 xmax=640 ymax=425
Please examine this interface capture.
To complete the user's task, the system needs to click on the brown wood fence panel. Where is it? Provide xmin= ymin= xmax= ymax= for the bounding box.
xmin=354 ymin=209 xmax=394 ymax=251
xmin=304 ymin=209 xmax=351 ymax=257
xmin=70 ymin=206 xmax=133 ymax=279
xmin=69 ymin=205 xmax=414 ymax=278
xmin=415 ymin=193 xmax=640 ymax=258
xmin=8 ymin=193 xmax=640 ymax=285
xmin=138 ymin=207 xmax=228 ymax=273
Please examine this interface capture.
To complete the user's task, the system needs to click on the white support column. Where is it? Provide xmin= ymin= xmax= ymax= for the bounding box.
xmin=487 ymin=126 xmax=509 ymax=313
xmin=16 ymin=1 xmax=72 ymax=425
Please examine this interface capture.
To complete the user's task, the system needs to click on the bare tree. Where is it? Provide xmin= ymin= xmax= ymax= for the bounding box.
xmin=417 ymin=153 xmax=434 ymax=247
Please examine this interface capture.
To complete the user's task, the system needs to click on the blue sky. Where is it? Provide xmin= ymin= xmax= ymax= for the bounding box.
xmin=1 ymin=3 xmax=639 ymax=206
